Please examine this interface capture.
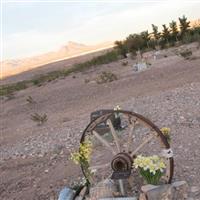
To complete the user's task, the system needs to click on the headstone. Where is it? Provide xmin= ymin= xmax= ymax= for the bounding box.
xmin=133 ymin=62 xmax=147 ymax=72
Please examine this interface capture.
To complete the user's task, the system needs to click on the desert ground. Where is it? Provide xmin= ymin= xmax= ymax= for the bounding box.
xmin=0 ymin=43 xmax=200 ymax=200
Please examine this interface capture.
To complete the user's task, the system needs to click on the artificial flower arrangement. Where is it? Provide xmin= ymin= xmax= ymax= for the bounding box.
xmin=71 ymin=140 xmax=92 ymax=179
xmin=160 ymin=127 xmax=171 ymax=142
xmin=133 ymin=155 xmax=166 ymax=185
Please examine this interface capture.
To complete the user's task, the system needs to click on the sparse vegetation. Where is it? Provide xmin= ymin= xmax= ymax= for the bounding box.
xmin=0 ymin=50 xmax=118 ymax=96
xmin=26 ymin=96 xmax=36 ymax=104
xmin=73 ymin=50 xmax=118 ymax=71
xmin=121 ymin=60 xmax=128 ymax=66
xmin=5 ymin=93 xmax=15 ymax=100
xmin=96 ymin=71 xmax=118 ymax=84
xmin=84 ymin=78 xmax=90 ymax=84
xmin=179 ymin=49 xmax=192 ymax=59
xmin=114 ymin=40 xmax=128 ymax=58
xmin=31 ymin=113 xmax=48 ymax=125
xmin=0 ymin=81 xmax=28 ymax=96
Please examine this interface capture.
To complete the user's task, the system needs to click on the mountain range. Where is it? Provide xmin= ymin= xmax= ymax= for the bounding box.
xmin=1 ymin=41 xmax=114 ymax=78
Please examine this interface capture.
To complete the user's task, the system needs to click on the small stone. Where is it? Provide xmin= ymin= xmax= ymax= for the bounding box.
xmin=172 ymin=181 xmax=189 ymax=199
xmin=141 ymin=184 xmax=160 ymax=193
xmin=21 ymin=155 xmax=26 ymax=159
xmin=44 ymin=169 xmax=49 ymax=173
xmin=191 ymin=186 xmax=199 ymax=193
xmin=141 ymin=184 xmax=172 ymax=200
xmin=139 ymin=193 xmax=147 ymax=200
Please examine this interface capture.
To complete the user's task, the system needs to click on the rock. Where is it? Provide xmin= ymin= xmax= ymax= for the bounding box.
xmin=141 ymin=184 xmax=160 ymax=193
xmin=139 ymin=193 xmax=147 ymax=200
xmin=141 ymin=184 xmax=172 ymax=200
xmin=172 ymin=181 xmax=189 ymax=199
xmin=140 ymin=181 xmax=189 ymax=200
xmin=191 ymin=186 xmax=199 ymax=193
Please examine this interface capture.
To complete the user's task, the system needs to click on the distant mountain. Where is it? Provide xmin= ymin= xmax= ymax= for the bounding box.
xmin=1 ymin=41 xmax=114 ymax=78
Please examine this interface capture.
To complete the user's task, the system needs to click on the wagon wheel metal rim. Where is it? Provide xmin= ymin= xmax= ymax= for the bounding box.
xmin=80 ymin=110 xmax=174 ymax=193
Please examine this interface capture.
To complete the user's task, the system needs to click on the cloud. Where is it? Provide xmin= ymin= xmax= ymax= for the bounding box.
xmin=3 ymin=0 xmax=200 ymax=60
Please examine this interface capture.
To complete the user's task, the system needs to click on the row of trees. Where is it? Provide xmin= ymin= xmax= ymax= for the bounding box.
xmin=115 ymin=15 xmax=200 ymax=58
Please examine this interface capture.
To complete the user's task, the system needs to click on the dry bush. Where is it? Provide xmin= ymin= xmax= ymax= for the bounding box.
xmin=5 ymin=93 xmax=15 ymax=100
xmin=121 ymin=60 xmax=128 ymax=66
xmin=179 ymin=49 xmax=192 ymax=59
xmin=31 ymin=113 xmax=47 ymax=125
xmin=84 ymin=78 xmax=90 ymax=84
xmin=26 ymin=96 xmax=36 ymax=104
xmin=96 ymin=71 xmax=118 ymax=84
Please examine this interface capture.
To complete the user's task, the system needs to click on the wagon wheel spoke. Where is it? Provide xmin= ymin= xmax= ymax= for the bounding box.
xmin=93 ymin=130 xmax=116 ymax=155
xmin=89 ymin=163 xmax=110 ymax=171
xmin=131 ymin=133 xmax=155 ymax=157
xmin=126 ymin=119 xmax=136 ymax=153
xmin=107 ymin=119 xmax=121 ymax=152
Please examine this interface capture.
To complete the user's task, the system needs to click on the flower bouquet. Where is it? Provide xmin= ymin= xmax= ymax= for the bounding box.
xmin=133 ymin=155 xmax=166 ymax=185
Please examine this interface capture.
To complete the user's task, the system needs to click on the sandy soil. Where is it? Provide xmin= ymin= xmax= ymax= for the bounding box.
xmin=0 ymin=43 xmax=200 ymax=200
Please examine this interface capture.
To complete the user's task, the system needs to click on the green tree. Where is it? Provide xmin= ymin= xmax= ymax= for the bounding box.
xmin=169 ymin=20 xmax=179 ymax=42
xmin=114 ymin=40 xmax=127 ymax=58
xmin=162 ymin=24 xmax=170 ymax=45
xmin=152 ymin=24 xmax=161 ymax=47
xmin=125 ymin=34 xmax=145 ymax=54
xmin=140 ymin=31 xmax=150 ymax=49
xmin=179 ymin=15 xmax=190 ymax=37
xmin=152 ymin=24 xmax=161 ymax=40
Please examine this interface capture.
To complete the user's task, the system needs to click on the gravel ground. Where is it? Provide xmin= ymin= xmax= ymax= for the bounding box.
xmin=0 ymin=43 xmax=200 ymax=199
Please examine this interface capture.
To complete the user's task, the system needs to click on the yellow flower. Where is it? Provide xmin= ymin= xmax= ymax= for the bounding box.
xmin=71 ymin=140 xmax=92 ymax=165
xmin=133 ymin=155 xmax=166 ymax=173
xmin=160 ymin=127 xmax=170 ymax=136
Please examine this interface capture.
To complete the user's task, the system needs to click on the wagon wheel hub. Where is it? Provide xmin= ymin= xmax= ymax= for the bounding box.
xmin=111 ymin=152 xmax=133 ymax=180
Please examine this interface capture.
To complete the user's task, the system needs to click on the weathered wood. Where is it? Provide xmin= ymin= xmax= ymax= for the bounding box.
xmin=131 ymin=134 xmax=154 ymax=156
xmin=107 ymin=119 xmax=120 ymax=152
xmin=93 ymin=130 xmax=116 ymax=155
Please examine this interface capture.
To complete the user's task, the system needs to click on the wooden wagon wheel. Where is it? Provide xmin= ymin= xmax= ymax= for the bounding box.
xmin=80 ymin=110 xmax=174 ymax=196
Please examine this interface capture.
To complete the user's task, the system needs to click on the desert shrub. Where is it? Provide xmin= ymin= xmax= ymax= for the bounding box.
xmin=96 ymin=71 xmax=117 ymax=84
xmin=121 ymin=60 xmax=128 ymax=66
xmin=74 ymin=50 xmax=118 ymax=72
xmin=0 ymin=81 xmax=28 ymax=96
xmin=180 ymin=49 xmax=192 ymax=59
xmin=84 ymin=78 xmax=90 ymax=84
xmin=26 ymin=96 xmax=36 ymax=104
xmin=182 ymin=33 xmax=200 ymax=44
xmin=5 ymin=93 xmax=15 ymax=100
xmin=31 ymin=113 xmax=47 ymax=125
xmin=32 ymin=79 xmax=40 ymax=85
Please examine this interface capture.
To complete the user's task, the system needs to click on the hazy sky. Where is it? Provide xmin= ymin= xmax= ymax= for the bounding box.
xmin=2 ymin=0 xmax=200 ymax=60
